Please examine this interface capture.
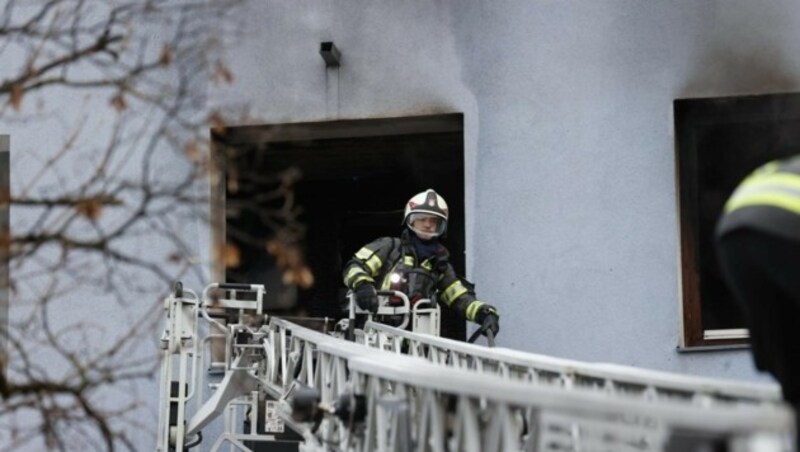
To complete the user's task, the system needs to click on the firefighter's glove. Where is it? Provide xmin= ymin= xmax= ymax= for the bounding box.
xmin=475 ymin=304 xmax=500 ymax=337
xmin=354 ymin=283 xmax=379 ymax=313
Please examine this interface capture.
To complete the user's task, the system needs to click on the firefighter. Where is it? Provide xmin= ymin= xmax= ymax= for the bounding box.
xmin=343 ymin=189 xmax=500 ymax=337
xmin=715 ymin=155 xmax=800 ymax=444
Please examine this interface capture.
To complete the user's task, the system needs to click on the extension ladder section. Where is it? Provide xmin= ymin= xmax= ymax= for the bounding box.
xmin=156 ymin=283 xmax=795 ymax=452
xmin=272 ymin=318 xmax=793 ymax=452
xmin=360 ymin=320 xmax=781 ymax=407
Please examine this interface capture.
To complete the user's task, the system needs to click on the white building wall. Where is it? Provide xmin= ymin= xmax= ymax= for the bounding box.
xmin=211 ymin=0 xmax=800 ymax=382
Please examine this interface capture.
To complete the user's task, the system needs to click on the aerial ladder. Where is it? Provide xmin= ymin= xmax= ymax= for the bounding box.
xmin=156 ymin=282 xmax=796 ymax=452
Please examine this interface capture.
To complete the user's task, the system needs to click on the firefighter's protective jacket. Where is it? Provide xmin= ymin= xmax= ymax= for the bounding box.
xmin=717 ymin=155 xmax=800 ymax=242
xmin=343 ymin=230 xmax=490 ymax=323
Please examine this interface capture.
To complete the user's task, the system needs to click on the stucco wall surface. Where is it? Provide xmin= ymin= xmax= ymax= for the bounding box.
xmin=210 ymin=0 xmax=800 ymax=383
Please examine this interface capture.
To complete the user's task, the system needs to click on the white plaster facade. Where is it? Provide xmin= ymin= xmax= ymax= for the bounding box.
xmin=210 ymin=0 xmax=800 ymax=382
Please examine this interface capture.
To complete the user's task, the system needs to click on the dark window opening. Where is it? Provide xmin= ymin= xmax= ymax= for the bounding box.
xmin=215 ymin=114 xmax=467 ymax=341
xmin=675 ymin=92 xmax=800 ymax=349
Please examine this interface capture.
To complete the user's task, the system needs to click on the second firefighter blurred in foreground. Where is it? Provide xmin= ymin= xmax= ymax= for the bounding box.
xmin=716 ymin=155 xmax=800 ymax=448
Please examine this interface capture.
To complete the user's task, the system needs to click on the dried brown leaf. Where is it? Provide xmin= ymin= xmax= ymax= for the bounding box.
xmin=266 ymin=239 xmax=280 ymax=255
xmin=9 ymin=84 xmax=23 ymax=111
xmin=222 ymin=243 xmax=240 ymax=268
xmin=110 ymin=92 xmax=127 ymax=112
xmin=214 ymin=60 xmax=234 ymax=84
xmin=158 ymin=44 xmax=172 ymax=67
xmin=184 ymin=141 xmax=200 ymax=162
xmin=75 ymin=198 xmax=104 ymax=220
xmin=284 ymin=248 xmax=301 ymax=267
xmin=0 ymin=230 xmax=10 ymax=252
xmin=209 ymin=112 xmax=227 ymax=134
xmin=166 ymin=252 xmax=182 ymax=264
xmin=295 ymin=266 xmax=314 ymax=288
xmin=227 ymin=166 xmax=239 ymax=193
xmin=282 ymin=267 xmax=314 ymax=288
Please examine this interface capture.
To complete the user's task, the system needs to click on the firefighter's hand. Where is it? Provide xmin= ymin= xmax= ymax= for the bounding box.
xmin=354 ymin=284 xmax=379 ymax=313
xmin=475 ymin=304 xmax=500 ymax=337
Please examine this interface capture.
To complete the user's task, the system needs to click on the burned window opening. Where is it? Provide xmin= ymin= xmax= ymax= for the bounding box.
xmin=214 ymin=114 xmax=467 ymax=341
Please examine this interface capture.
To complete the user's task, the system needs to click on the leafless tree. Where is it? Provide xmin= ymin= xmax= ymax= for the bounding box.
xmin=0 ymin=1 xmax=309 ymax=450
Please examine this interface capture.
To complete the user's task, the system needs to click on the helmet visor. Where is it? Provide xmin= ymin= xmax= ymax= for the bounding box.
xmin=407 ymin=213 xmax=446 ymax=239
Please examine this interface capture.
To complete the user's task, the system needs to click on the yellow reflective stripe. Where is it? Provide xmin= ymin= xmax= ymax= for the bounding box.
xmin=740 ymin=172 xmax=800 ymax=191
xmin=466 ymin=301 xmax=485 ymax=322
xmin=354 ymin=246 xmax=383 ymax=275
xmin=352 ymin=275 xmax=374 ymax=287
xmin=441 ymin=280 xmax=468 ymax=305
xmin=380 ymin=262 xmax=400 ymax=290
xmin=421 ymin=260 xmax=432 ymax=270
xmin=345 ymin=267 xmax=373 ymax=287
xmin=355 ymin=246 xmax=374 ymax=260
xmin=364 ymin=254 xmax=382 ymax=274
xmin=725 ymin=191 xmax=800 ymax=216
xmin=403 ymin=256 xmax=414 ymax=266
xmin=345 ymin=267 xmax=365 ymax=283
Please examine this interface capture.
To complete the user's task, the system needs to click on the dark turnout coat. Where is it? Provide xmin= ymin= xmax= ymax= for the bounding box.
xmin=342 ymin=231 xmax=489 ymax=323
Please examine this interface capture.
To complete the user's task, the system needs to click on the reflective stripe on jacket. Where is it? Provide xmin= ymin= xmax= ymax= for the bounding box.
xmin=717 ymin=155 xmax=800 ymax=242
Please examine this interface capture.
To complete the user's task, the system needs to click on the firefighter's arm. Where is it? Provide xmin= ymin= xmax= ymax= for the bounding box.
xmin=342 ymin=237 xmax=395 ymax=290
xmin=438 ymin=266 xmax=500 ymax=336
xmin=343 ymin=237 xmax=394 ymax=312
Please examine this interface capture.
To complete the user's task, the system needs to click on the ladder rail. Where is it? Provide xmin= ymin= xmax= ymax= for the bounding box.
xmin=362 ymin=320 xmax=780 ymax=405
xmin=267 ymin=317 xmax=794 ymax=452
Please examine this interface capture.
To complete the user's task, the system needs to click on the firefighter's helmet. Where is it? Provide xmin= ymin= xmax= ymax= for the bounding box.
xmin=403 ymin=189 xmax=448 ymax=239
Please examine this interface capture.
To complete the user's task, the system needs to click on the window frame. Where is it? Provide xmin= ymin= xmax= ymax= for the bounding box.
xmin=675 ymin=92 xmax=800 ymax=349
